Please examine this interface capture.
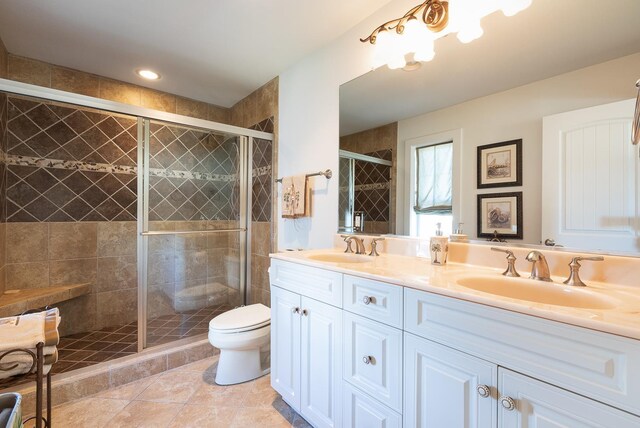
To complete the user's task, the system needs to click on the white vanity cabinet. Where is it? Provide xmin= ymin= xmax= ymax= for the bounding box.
xmin=270 ymin=260 xmax=343 ymax=428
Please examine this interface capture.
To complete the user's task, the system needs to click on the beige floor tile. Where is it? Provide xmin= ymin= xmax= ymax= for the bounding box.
xmin=230 ymin=407 xmax=292 ymax=428
xmin=188 ymin=380 xmax=253 ymax=407
xmin=250 ymin=374 xmax=272 ymax=392
xmin=95 ymin=376 xmax=158 ymax=400
xmin=242 ymin=386 xmax=279 ymax=407
xmin=137 ymin=370 xmax=203 ymax=403
xmin=108 ymin=400 xmax=184 ymax=428
xmin=50 ymin=397 xmax=129 ymax=428
xmin=167 ymin=404 xmax=237 ymax=428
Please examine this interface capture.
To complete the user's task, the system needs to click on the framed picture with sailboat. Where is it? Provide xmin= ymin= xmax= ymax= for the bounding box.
xmin=477 ymin=139 xmax=522 ymax=188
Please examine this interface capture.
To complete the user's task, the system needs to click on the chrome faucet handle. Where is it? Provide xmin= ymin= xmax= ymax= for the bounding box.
xmin=525 ymin=251 xmax=552 ymax=282
xmin=369 ymin=237 xmax=385 ymax=257
xmin=341 ymin=235 xmax=354 ymax=253
xmin=491 ymin=247 xmax=520 ymax=277
xmin=563 ymin=256 xmax=604 ymax=287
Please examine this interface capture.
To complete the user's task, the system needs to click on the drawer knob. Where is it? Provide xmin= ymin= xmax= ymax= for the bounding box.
xmin=362 ymin=296 xmax=373 ymax=305
xmin=301 ymin=309 xmax=309 ymax=316
xmin=291 ymin=307 xmax=300 ymax=314
xmin=476 ymin=384 xmax=491 ymax=398
xmin=500 ymin=396 xmax=516 ymax=411
xmin=362 ymin=355 xmax=374 ymax=365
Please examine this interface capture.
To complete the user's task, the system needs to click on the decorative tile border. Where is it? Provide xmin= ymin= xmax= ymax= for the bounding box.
xmin=252 ymin=165 xmax=271 ymax=178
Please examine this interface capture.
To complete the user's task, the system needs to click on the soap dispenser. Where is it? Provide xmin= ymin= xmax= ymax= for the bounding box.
xmin=450 ymin=222 xmax=469 ymax=242
xmin=430 ymin=223 xmax=449 ymax=265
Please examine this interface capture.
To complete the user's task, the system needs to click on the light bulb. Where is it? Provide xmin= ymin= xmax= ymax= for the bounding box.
xmin=457 ymin=19 xmax=483 ymax=43
xmin=501 ymin=0 xmax=532 ymax=16
xmin=136 ymin=69 xmax=160 ymax=80
xmin=372 ymin=30 xmax=393 ymax=69
xmin=387 ymin=54 xmax=407 ymax=70
xmin=414 ymin=36 xmax=435 ymax=62
xmin=402 ymin=18 xmax=429 ymax=54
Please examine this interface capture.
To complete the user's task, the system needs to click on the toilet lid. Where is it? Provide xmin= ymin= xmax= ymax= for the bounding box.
xmin=209 ymin=304 xmax=271 ymax=331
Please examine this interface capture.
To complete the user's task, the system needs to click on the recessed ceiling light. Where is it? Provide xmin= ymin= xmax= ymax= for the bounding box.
xmin=136 ymin=69 xmax=160 ymax=80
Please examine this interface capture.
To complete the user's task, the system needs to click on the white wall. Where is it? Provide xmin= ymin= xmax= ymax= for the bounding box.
xmin=278 ymin=0 xmax=417 ymax=250
xmin=396 ymin=53 xmax=640 ymax=244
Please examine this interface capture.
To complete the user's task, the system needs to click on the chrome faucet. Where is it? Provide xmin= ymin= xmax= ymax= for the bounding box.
xmin=491 ymin=247 xmax=520 ymax=277
xmin=563 ymin=256 xmax=604 ymax=287
xmin=525 ymin=251 xmax=552 ymax=282
xmin=343 ymin=235 xmax=366 ymax=255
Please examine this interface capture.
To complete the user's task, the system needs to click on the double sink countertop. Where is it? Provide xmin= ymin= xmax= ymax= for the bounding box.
xmin=270 ymin=249 xmax=640 ymax=341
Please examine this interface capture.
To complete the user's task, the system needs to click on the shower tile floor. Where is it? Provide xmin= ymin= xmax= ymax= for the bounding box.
xmin=54 ymin=304 xmax=234 ymax=375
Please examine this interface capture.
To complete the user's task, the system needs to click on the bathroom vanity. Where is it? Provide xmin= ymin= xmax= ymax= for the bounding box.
xmin=269 ymin=242 xmax=640 ymax=428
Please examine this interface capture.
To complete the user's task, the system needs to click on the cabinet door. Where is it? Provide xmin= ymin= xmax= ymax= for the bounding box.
xmin=404 ymin=333 xmax=497 ymax=428
xmin=271 ymin=286 xmax=301 ymax=411
xmin=498 ymin=368 xmax=640 ymax=427
xmin=300 ymin=296 xmax=343 ymax=428
xmin=343 ymin=382 xmax=402 ymax=428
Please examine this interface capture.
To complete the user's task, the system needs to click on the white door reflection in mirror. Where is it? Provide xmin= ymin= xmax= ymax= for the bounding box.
xmin=543 ymin=99 xmax=638 ymax=252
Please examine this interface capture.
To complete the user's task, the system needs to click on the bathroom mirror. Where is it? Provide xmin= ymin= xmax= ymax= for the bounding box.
xmin=338 ymin=0 xmax=640 ymax=254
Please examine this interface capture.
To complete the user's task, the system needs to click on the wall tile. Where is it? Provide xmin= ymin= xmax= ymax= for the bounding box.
xmin=109 ymin=355 xmax=167 ymax=387
xmin=148 ymin=252 xmax=175 ymax=286
xmin=96 ymin=288 xmax=137 ymax=327
xmin=0 ymin=37 xmax=7 ymax=78
xmin=50 ymin=258 xmax=97 ymax=286
xmin=6 ymin=222 xmax=48 ymax=262
xmin=175 ymin=250 xmax=208 ymax=282
xmin=97 ymin=256 xmax=137 ymax=292
xmin=251 ymin=221 xmax=271 ymax=256
xmin=49 ymin=222 xmax=98 ymax=260
xmin=252 ymin=254 xmax=270 ymax=290
xmin=56 ymin=294 xmax=97 ymax=336
xmin=207 ymin=104 xmax=230 ymax=124
xmin=5 ymin=262 xmax=49 ymax=289
xmin=51 ymin=67 xmax=100 ymax=98
xmin=7 ymin=55 xmax=51 ymax=87
xmin=176 ymin=97 xmax=208 ymax=120
xmin=141 ymin=88 xmax=176 ymax=113
xmin=97 ymin=221 xmax=137 ymax=257
xmin=99 ymin=79 xmax=141 ymax=105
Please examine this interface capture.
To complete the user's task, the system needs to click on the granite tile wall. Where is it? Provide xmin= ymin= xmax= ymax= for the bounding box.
xmin=0 ymin=93 xmax=7 ymax=295
xmin=6 ymin=54 xmax=230 ymax=123
xmin=354 ymin=149 xmax=392 ymax=232
xmin=0 ymin=36 xmax=7 ymax=78
xmin=340 ymin=122 xmax=397 ymax=234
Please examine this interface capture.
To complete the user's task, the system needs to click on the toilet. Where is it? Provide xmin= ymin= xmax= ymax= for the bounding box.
xmin=208 ymin=303 xmax=271 ymax=385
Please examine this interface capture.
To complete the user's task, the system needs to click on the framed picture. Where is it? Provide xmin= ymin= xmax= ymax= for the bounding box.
xmin=477 ymin=139 xmax=522 ymax=188
xmin=477 ymin=192 xmax=523 ymax=239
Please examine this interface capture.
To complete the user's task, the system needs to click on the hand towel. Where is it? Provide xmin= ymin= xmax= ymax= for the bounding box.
xmin=291 ymin=175 xmax=307 ymax=217
xmin=281 ymin=177 xmax=295 ymax=218
xmin=0 ymin=308 xmax=61 ymax=352
xmin=0 ymin=348 xmax=58 ymax=380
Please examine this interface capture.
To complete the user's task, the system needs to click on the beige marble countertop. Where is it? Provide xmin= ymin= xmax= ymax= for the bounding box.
xmin=271 ymin=249 xmax=640 ymax=341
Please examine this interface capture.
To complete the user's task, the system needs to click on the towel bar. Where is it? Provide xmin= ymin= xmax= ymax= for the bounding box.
xmin=275 ymin=169 xmax=332 ymax=183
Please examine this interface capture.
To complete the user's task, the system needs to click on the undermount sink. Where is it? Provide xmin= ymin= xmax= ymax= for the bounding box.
xmin=306 ymin=253 xmax=372 ymax=264
xmin=456 ymin=276 xmax=618 ymax=310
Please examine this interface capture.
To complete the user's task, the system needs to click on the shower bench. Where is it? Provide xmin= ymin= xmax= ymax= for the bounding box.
xmin=0 ymin=284 xmax=90 ymax=318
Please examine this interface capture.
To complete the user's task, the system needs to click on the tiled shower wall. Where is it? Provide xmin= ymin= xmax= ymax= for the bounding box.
xmin=0 ymin=93 xmax=7 ymax=296
xmin=340 ymin=122 xmax=397 ymax=234
xmin=2 ymin=95 xmax=240 ymax=335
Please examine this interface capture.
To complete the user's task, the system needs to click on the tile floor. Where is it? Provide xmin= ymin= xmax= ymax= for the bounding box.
xmin=24 ymin=355 xmax=311 ymax=428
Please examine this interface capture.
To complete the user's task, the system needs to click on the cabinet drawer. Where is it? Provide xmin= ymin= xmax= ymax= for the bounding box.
xmin=269 ymin=259 xmax=343 ymax=307
xmin=405 ymin=288 xmax=640 ymax=416
xmin=343 ymin=275 xmax=403 ymax=328
xmin=343 ymin=382 xmax=402 ymax=428
xmin=343 ymin=312 xmax=403 ymax=412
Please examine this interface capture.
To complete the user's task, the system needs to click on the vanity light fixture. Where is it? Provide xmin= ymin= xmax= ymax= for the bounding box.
xmin=136 ymin=69 xmax=161 ymax=80
xmin=361 ymin=0 xmax=532 ymax=70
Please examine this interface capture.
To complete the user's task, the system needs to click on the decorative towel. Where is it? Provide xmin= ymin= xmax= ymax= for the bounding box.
xmin=282 ymin=175 xmax=311 ymax=219
xmin=0 ymin=308 xmax=60 ymax=351
xmin=0 ymin=349 xmax=57 ymax=379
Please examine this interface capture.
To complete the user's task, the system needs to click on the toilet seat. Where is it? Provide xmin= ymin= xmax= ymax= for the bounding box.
xmin=209 ymin=303 xmax=271 ymax=334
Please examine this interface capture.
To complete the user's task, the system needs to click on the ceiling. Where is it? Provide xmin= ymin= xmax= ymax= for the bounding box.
xmin=340 ymin=0 xmax=640 ymax=136
xmin=0 ymin=0 xmax=392 ymax=107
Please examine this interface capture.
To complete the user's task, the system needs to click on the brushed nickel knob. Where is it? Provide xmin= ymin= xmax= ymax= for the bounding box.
xmin=362 ymin=296 xmax=372 ymax=305
xmin=291 ymin=307 xmax=300 ymax=314
xmin=362 ymin=355 xmax=373 ymax=364
xmin=301 ymin=309 xmax=309 ymax=316
xmin=477 ymin=384 xmax=491 ymax=398
xmin=500 ymin=396 xmax=516 ymax=411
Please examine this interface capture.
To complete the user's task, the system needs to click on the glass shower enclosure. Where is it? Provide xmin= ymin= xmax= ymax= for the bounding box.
xmin=138 ymin=119 xmax=250 ymax=349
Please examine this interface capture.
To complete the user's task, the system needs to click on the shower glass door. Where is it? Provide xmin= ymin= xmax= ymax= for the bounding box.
xmin=139 ymin=119 xmax=248 ymax=349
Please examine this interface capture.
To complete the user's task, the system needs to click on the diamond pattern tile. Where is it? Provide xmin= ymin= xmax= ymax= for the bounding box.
xmin=0 ymin=93 xmax=7 ymax=222
xmin=148 ymin=123 xmax=240 ymax=221
xmin=251 ymin=136 xmax=273 ymax=222
xmin=250 ymin=117 xmax=275 ymax=134
xmin=5 ymin=95 xmax=138 ymax=222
